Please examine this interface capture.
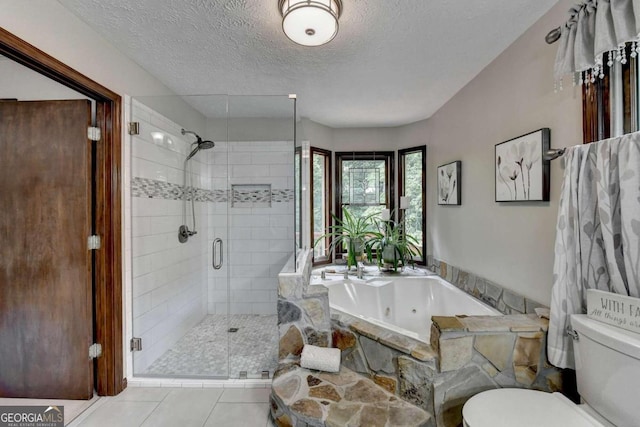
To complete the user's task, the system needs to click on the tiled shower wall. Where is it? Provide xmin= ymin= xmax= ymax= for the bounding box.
xmin=130 ymin=100 xmax=209 ymax=373
xmin=208 ymin=141 xmax=294 ymax=316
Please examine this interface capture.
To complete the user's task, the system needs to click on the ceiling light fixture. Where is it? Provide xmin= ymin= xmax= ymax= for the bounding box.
xmin=278 ymin=0 xmax=343 ymax=47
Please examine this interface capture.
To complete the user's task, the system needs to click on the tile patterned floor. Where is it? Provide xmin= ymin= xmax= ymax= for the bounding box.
xmin=68 ymin=387 xmax=274 ymax=427
xmin=143 ymin=314 xmax=278 ymax=378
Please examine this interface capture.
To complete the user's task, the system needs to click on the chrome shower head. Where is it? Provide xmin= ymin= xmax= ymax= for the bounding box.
xmin=182 ymin=128 xmax=215 ymax=160
xmin=199 ymin=140 xmax=215 ymax=150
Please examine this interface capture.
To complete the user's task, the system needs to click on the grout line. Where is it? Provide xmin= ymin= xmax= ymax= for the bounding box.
xmin=66 ymin=396 xmax=110 ymax=427
xmin=137 ymin=400 xmax=162 ymax=427
xmin=201 ymin=395 xmax=220 ymax=427
xmin=124 ymin=379 xmax=272 ymax=389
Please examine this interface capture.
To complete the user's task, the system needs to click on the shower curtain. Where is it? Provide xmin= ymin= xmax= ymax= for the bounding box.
xmin=548 ymin=131 xmax=640 ymax=369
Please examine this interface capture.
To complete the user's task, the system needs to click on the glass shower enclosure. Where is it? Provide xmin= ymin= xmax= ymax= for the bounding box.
xmin=128 ymin=94 xmax=296 ymax=379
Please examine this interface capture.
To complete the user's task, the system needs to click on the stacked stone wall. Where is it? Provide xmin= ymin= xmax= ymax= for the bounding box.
xmin=277 ymin=250 xmax=333 ymax=363
xmin=426 ymin=256 xmax=548 ymax=315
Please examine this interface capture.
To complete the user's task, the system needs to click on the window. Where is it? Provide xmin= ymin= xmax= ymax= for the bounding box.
xmin=398 ymin=146 xmax=426 ymax=264
xmin=583 ymin=43 xmax=639 ymax=143
xmin=335 ymin=151 xmax=395 ymax=257
xmin=310 ymin=147 xmax=332 ymax=263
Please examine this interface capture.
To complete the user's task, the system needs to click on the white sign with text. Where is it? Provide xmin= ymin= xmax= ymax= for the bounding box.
xmin=587 ymin=289 xmax=640 ymax=334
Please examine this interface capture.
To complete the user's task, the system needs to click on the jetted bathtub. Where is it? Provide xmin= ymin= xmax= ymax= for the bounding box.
xmin=312 ymin=275 xmax=500 ymax=343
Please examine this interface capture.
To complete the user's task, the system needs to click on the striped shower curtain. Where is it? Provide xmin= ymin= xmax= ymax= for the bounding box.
xmin=548 ymin=131 xmax=640 ymax=369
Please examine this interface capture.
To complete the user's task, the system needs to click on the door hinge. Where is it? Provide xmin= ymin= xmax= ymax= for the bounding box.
xmin=130 ymin=337 xmax=142 ymax=352
xmin=89 ymin=343 xmax=102 ymax=359
xmin=88 ymin=235 xmax=101 ymax=250
xmin=87 ymin=126 xmax=101 ymax=141
xmin=128 ymin=122 xmax=140 ymax=135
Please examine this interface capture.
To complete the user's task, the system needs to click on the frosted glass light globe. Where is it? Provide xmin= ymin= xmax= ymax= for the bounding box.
xmin=280 ymin=0 xmax=342 ymax=47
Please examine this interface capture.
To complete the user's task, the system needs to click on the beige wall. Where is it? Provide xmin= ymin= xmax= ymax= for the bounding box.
xmin=300 ymin=118 xmax=333 ymax=149
xmin=0 ymin=56 xmax=87 ymax=100
xmin=331 ymin=127 xmax=400 ymax=152
xmin=300 ymin=119 xmax=400 ymax=152
xmin=420 ymin=0 xmax=581 ymax=305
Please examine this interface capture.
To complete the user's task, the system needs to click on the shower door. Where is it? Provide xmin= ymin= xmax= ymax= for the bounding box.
xmin=129 ymin=94 xmax=295 ymax=379
xmin=225 ymin=95 xmax=296 ymax=379
xmin=129 ymin=95 xmax=231 ymax=378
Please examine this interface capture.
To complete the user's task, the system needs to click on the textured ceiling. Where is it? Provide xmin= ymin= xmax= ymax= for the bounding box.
xmin=58 ymin=0 xmax=559 ymax=127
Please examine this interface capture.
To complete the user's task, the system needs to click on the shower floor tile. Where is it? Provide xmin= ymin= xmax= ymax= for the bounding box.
xmin=142 ymin=314 xmax=278 ymax=378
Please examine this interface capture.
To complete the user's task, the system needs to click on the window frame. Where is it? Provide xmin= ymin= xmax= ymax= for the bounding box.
xmin=334 ymin=151 xmax=395 ymax=260
xmin=398 ymin=145 xmax=426 ymax=265
xmin=583 ymin=43 xmax=639 ymax=143
xmin=310 ymin=146 xmax=332 ymax=265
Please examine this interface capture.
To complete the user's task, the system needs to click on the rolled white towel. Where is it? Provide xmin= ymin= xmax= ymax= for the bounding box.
xmin=300 ymin=344 xmax=341 ymax=373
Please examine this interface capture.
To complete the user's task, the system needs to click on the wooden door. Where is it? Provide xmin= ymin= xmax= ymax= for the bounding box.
xmin=0 ymin=100 xmax=94 ymax=399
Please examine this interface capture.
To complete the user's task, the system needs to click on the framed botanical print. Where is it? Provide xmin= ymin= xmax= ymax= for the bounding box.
xmin=437 ymin=161 xmax=461 ymax=205
xmin=495 ymin=128 xmax=550 ymax=202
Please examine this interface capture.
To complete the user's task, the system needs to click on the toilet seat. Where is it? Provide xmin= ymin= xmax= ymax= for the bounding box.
xmin=462 ymin=389 xmax=605 ymax=427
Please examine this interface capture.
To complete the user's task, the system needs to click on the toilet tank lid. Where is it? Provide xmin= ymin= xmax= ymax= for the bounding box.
xmin=571 ymin=314 xmax=640 ymax=358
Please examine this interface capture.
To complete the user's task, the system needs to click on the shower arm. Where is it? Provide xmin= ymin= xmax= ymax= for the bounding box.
xmin=181 ymin=128 xmax=199 ymax=139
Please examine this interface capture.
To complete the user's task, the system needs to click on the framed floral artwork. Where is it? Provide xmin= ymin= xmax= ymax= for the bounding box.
xmin=495 ymin=128 xmax=550 ymax=202
xmin=437 ymin=161 xmax=461 ymax=205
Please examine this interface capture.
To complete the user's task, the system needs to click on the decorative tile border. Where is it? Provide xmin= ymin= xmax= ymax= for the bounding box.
xmin=131 ymin=177 xmax=293 ymax=203
xmin=426 ymin=255 xmax=548 ymax=315
xmin=132 ymin=177 xmax=185 ymax=200
xmin=232 ymin=184 xmax=272 ymax=206
xmin=272 ymin=189 xmax=294 ymax=203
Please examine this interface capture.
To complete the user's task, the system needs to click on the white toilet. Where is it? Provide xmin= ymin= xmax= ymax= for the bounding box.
xmin=462 ymin=314 xmax=640 ymax=427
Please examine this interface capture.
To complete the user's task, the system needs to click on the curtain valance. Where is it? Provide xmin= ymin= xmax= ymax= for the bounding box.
xmin=554 ymin=0 xmax=640 ymax=89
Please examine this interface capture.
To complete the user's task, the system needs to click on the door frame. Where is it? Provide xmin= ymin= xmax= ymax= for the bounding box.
xmin=0 ymin=27 xmax=124 ymax=396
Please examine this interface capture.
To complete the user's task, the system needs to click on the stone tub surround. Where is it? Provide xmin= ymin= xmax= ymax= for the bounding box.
xmin=277 ymin=256 xmax=568 ymax=426
xmin=431 ymin=314 xmax=552 ymax=375
xmin=426 ymin=256 xmax=548 ymax=315
xmin=270 ymin=364 xmax=431 ymax=427
xmin=277 ymin=250 xmax=333 ymax=361
xmin=429 ymin=315 xmax=565 ymax=426
xmin=329 ymin=303 xmax=566 ymax=426
xmin=331 ymin=311 xmax=439 ymax=417
xmin=275 ymin=250 xmax=432 ymax=426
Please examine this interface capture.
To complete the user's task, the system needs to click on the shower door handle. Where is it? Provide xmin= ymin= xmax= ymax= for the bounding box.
xmin=212 ymin=238 xmax=223 ymax=270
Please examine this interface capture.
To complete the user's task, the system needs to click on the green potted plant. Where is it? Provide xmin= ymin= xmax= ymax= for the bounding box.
xmin=365 ymin=215 xmax=422 ymax=272
xmin=314 ymin=207 xmax=377 ymax=270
